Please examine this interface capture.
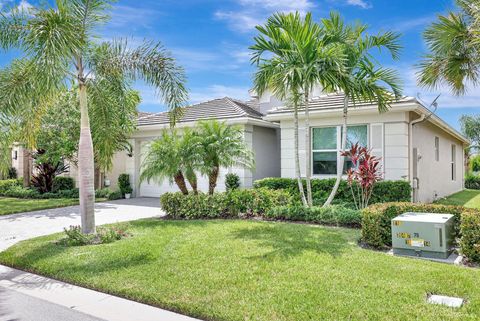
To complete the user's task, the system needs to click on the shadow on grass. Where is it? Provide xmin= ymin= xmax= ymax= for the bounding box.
xmin=230 ymin=223 xmax=349 ymax=260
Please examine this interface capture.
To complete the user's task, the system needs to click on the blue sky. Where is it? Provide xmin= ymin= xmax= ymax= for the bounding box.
xmin=1 ymin=0 xmax=479 ymax=131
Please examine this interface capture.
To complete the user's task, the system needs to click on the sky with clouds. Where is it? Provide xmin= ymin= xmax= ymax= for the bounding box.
xmin=0 ymin=0 xmax=479 ymax=131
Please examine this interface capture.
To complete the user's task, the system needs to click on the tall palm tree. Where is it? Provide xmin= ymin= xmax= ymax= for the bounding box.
xmin=250 ymin=12 xmax=343 ymax=206
xmin=0 ymin=1 xmax=187 ymax=233
xmin=322 ymin=12 xmax=403 ymax=206
xmin=417 ymin=0 xmax=480 ymax=95
xmin=196 ymin=120 xmax=254 ymax=195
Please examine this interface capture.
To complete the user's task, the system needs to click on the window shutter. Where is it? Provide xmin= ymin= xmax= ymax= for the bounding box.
xmin=370 ymin=123 xmax=384 ymax=177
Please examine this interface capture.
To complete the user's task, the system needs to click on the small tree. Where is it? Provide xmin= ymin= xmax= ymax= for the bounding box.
xmin=197 ymin=120 xmax=254 ymax=194
xmin=342 ymin=143 xmax=382 ymax=209
xmin=140 ymin=130 xmax=189 ymax=195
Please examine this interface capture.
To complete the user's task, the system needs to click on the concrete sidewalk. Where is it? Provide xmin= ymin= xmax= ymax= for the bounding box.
xmin=0 ymin=265 xmax=201 ymax=321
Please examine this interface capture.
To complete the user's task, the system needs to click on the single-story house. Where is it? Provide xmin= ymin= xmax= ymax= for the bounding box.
xmin=11 ymin=90 xmax=469 ymax=203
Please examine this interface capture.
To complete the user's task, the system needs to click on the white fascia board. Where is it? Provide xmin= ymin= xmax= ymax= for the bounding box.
xmin=134 ymin=117 xmax=279 ymax=134
xmin=264 ymin=102 xmax=417 ymax=122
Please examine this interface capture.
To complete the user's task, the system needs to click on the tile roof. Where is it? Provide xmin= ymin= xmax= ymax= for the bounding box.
xmin=137 ymin=97 xmax=264 ymax=126
xmin=266 ymin=92 xmax=416 ymax=114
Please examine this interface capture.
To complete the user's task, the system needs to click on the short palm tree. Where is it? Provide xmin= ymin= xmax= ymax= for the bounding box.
xmin=417 ymin=0 xmax=480 ymax=95
xmin=140 ymin=130 xmax=190 ymax=195
xmin=196 ymin=120 xmax=254 ymax=194
xmin=321 ymin=12 xmax=403 ymax=206
xmin=251 ymin=12 xmax=344 ymax=206
xmin=178 ymin=128 xmax=203 ymax=194
xmin=0 ymin=1 xmax=187 ymax=233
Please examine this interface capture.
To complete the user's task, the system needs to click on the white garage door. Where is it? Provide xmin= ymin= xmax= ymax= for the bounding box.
xmin=138 ymin=141 xmax=177 ymax=197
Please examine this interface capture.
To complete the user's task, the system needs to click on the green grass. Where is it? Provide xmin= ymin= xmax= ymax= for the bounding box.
xmin=436 ymin=189 xmax=480 ymax=209
xmin=1 ymin=220 xmax=479 ymax=320
xmin=0 ymin=197 xmax=80 ymax=215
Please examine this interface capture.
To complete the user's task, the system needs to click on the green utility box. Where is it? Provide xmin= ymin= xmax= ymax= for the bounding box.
xmin=391 ymin=212 xmax=455 ymax=259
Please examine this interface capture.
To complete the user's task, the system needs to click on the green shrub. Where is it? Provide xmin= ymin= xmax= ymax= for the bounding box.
xmin=460 ymin=212 xmax=480 ymax=263
xmin=465 ymin=174 xmax=480 ymax=190
xmin=60 ymin=225 xmax=130 ymax=246
xmin=3 ymin=186 xmax=40 ymax=199
xmin=253 ymin=178 xmax=411 ymax=206
xmin=265 ymin=205 xmax=362 ymax=228
xmin=161 ymin=188 xmax=291 ymax=219
xmin=56 ymin=188 xmax=79 ymax=198
xmin=52 ymin=176 xmax=75 ymax=192
xmin=118 ymin=174 xmax=132 ymax=196
xmin=161 ymin=192 xmax=229 ymax=219
xmin=361 ymin=202 xmax=478 ymax=249
xmin=95 ymin=188 xmax=122 ymax=200
xmin=226 ymin=188 xmax=291 ymax=216
xmin=8 ymin=167 xmax=17 ymax=179
xmin=225 ymin=173 xmax=241 ymax=191
xmin=0 ymin=179 xmax=21 ymax=194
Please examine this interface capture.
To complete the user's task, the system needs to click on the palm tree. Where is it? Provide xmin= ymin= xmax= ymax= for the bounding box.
xmin=178 ymin=128 xmax=203 ymax=194
xmin=417 ymin=0 xmax=480 ymax=95
xmin=140 ymin=130 xmax=190 ymax=195
xmin=0 ymin=1 xmax=187 ymax=234
xmin=322 ymin=12 xmax=403 ymax=206
xmin=250 ymin=12 xmax=343 ymax=206
xmin=196 ymin=120 xmax=254 ymax=194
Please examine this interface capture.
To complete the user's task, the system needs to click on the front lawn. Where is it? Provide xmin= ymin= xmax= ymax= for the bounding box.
xmin=436 ymin=189 xmax=480 ymax=209
xmin=0 ymin=197 xmax=80 ymax=216
xmin=1 ymin=220 xmax=479 ymax=320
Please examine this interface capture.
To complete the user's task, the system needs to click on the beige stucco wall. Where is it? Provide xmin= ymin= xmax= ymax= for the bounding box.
xmin=279 ymin=110 xmax=411 ymax=181
xmin=412 ymin=119 xmax=464 ymax=203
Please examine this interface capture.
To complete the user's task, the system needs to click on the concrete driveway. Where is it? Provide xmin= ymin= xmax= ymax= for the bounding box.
xmin=0 ymin=197 xmax=163 ymax=251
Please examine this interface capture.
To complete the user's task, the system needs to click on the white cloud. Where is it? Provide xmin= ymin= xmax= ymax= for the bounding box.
xmin=391 ymin=16 xmax=435 ymax=32
xmin=346 ymin=0 xmax=371 ymax=9
xmin=215 ymin=0 xmax=315 ymax=33
xmin=108 ymin=4 xmax=163 ymax=30
xmin=189 ymin=85 xmax=251 ymax=104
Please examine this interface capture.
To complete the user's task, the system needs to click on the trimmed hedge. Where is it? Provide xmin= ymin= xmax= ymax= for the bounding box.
xmin=265 ymin=205 xmax=362 ymax=228
xmin=160 ymin=188 xmax=291 ymax=219
xmin=0 ymin=179 xmax=22 ymax=194
xmin=460 ymin=212 xmax=480 ymax=263
xmin=52 ymin=176 xmax=75 ymax=192
xmin=253 ymin=178 xmax=411 ymax=206
xmin=465 ymin=174 xmax=480 ymax=190
xmin=361 ymin=202 xmax=477 ymax=248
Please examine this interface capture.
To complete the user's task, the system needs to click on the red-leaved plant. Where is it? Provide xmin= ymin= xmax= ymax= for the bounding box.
xmin=342 ymin=143 xmax=382 ymax=210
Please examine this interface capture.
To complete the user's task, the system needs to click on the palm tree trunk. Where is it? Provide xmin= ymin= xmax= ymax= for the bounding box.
xmin=187 ymin=172 xmax=198 ymax=195
xmin=324 ymin=95 xmax=349 ymax=207
xmin=174 ymin=171 xmax=189 ymax=195
xmin=78 ymin=74 xmax=96 ymax=234
xmin=304 ymin=90 xmax=313 ymax=206
xmin=208 ymin=166 xmax=219 ymax=195
xmin=293 ymin=103 xmax=308 ymax=206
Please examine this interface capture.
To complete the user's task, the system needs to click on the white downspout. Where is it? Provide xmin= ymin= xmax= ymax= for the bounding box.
xmin=409 ymin=113 xmax=426 ymax=202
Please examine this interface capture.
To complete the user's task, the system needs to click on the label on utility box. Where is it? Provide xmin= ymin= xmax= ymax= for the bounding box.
xmin=409 ymin=238 xmax=425 ymax=247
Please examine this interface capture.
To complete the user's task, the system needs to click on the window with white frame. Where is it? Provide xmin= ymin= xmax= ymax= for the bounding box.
xmin=451 ymin=144 xmax=456 ymax=181
xmin=434 ymin=136 xmax=439 ymax=161
xmin=312 ymin=125 xmax=368 ymax=175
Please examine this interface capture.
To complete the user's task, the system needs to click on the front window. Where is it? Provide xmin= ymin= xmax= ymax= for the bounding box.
xmin=312 ymin=125 xmax=368 ymax=175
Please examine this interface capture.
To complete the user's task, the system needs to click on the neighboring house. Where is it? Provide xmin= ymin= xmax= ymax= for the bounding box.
xmin=10 ymin=90 xmax=469 ymax=203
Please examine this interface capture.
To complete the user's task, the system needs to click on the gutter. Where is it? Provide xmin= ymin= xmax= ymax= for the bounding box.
xmin=409 ymin=114 xmax=426 ymax=203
